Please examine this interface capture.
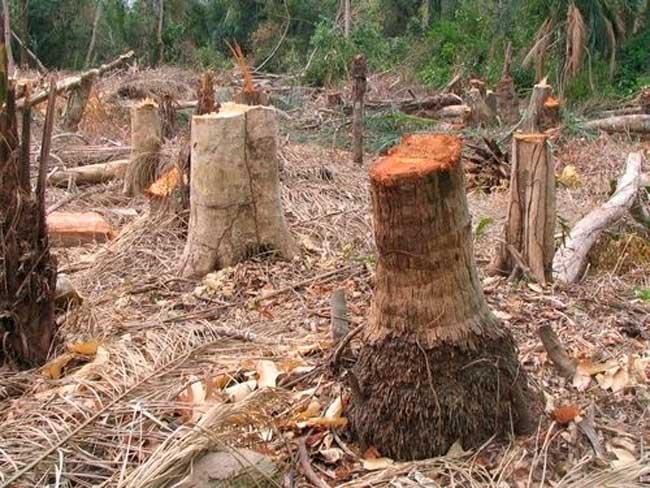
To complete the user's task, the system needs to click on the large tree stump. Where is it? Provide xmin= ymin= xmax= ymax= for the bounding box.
xmin=1 ymin=76 xmax=58 ymax=368
xmin=62 ymin=71 xmax=96 ymax=132
xmin=350 ymin=134 xmax=533 ymax=461
xmin=180 ymin=103 xmax=296 ymax=278
xmin=490 ymin=134 xmax=556 ymax=282
xmin=520 ymin=79 xmax=557 ymax=132
xmin=123 ymin=99 xmax=162 ymax=196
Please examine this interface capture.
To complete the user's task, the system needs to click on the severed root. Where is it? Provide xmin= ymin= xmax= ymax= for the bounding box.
xmin=538 ymin=325 xmax=576 ymax=378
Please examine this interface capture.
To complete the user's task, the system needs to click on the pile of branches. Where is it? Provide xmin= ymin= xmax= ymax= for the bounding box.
xmin=464 ymin=137 xmax=510 ymax=192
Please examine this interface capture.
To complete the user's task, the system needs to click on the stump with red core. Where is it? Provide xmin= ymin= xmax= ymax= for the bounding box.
xmin=350 ymin=134 xmax=534 ymax=460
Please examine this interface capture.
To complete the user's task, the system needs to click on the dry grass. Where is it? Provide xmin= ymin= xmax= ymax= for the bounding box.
xmin=1 ymin=68 xmax=649 ymax=488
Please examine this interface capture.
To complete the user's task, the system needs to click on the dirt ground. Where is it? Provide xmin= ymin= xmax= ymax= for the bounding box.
xmin=0 ymin=67 xmax=649 ymax=487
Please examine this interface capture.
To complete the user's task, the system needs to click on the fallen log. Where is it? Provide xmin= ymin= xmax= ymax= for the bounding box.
xmin=48 ymin=159 xmax=129 ymax=187
xmin=47 ymin=211 xmax=115 ymax=247
xmin=365 ymin=93 xmax=462 ymax=114
xmin=54 ymin=145 xmax=131 ymax=167
xmin=582 ymin=114 xmax=650 ymax=134
xmin=17 ymin=51 xmax=134 ymax=109
xmin=553 ymin=152 xmax=645 ymax=283
xmin=595 ymin=106 xmax=644 ymax=118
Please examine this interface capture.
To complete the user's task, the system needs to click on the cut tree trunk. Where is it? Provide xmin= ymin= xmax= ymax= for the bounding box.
xmin=123 ymin=100 xmax=161 ymax=196
xmin=0 ymin=74 xmax=57 ymax=368
xmin=47 ymin=211 xmax=114 ymax=247
xmin=62 ymin=71 xmax=97 ymax=132
xmin=48 ymin=159 xmax=129 ymax=187
xmin=497 ymin=42 xmax=519 ymax=125
xmin=582 ymin=114 xmax=650 ymax=134
xmin=351 ymin=54 xmax=367 ymax=165
xmin=17 ymin=51 xmax=134 ymax=109
xmin=467 ymin=87 xmax=494 ymax=127
xmin=180 ymin=103 xmax=296 ymax=278
xmin=350 ymin=134 xmax=533 ymax=460
xmin=490 ymin=133 xmax=556 ymax=283
xmin=553 ymin=152 xmax=645 ymax=283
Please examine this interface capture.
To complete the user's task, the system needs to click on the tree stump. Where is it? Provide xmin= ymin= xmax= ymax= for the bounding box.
xmin=123 ymin=99 xmax=162 ymax=196
xmin=350 ymin=134 xmax=533 ymax=460
xmin=62 ymin=71 xmax=96 ymax=132
xmin=351 ymin=54 xmax=367 ymax=165
xmin=490 ymin=133 xmax=556 ymax=282
xmin=180 ymin=103 xmax=296 ymax=278
xmin=520 ymin=79 xmax=553 ymax=132
xmin=467 ymin=87 xmax=494 ymax=127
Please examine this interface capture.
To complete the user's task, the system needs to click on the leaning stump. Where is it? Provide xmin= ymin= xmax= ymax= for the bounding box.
xmin=180 ymin=103 xmax=296 ymax=278
xmin=351 ymin=134 xmax=533 ymax=460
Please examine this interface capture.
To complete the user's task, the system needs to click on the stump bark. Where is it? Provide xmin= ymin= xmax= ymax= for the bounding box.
xmin=180 ymin=103 xmax=296 ymax=278
xmin=123 ymin=99 xmax=162 ymax=196
xmin=350 ymin=134 xmax=533 ymax=460
xmin=497 ymin=42 xmax=519 ymax=125
xmin=490 ymin=133 xmax=556 ymax=283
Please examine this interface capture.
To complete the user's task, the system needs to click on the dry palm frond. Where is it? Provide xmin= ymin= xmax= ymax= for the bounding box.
xmin=523 ymin=18 xmax=554 ymax=81
xmin=121 ymin=389 xmax=289 ymax=487
xmin=604 ymin=17 xmax=617 ymax=80
xmin=227 ymin=41 xmax=255 ymax=94
xmin=557 ymin=453 xmax=650 ymax=487
xmin=564 ymin=2 xmax=588 ymax=81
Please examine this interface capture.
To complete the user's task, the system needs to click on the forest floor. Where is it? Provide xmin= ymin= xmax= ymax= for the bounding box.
xmin=0 ymin=66 xmax=649 ymax=487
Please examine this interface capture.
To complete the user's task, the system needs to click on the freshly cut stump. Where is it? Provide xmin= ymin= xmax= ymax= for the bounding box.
xmin=351 ymin=134 xmax=533 ymax=461
xmin=123 ymin=99 xmax=162 ymax=196
xmin=490 ymin=133 xmax=556 ymax=283
xmin=180 ymin=103 xmax=296 ymax=278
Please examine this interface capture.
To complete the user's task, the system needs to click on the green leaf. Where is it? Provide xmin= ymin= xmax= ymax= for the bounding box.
xmin=633 ymin=288 xmax=650 ymax=302
xmin=474 ymin=217 xmax=494 ymax=240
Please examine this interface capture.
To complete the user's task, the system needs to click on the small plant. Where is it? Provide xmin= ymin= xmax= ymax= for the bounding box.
xmin=634 ymin=288 xmax=650 ymax=302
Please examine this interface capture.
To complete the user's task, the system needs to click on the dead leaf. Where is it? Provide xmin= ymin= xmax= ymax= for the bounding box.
xmin=68 ymin=341 xmax=100 ymax=356
xmin=552 ymin=404 xmax=581 ymax=425
xmin=445 ymin=440 xmax=470 ymax=458
xmin=225 ymin=380 xmax=257 ymax=403
xmin=611 ymin=447 xmax=637 ymax=469
xmin=363 ymin=446 xmax=382 ymax=460
xmin=558 ymin=165 xmax=581 ymax=188
xmin=42 ymin=353 xmax=76 ymax=379
xmin=256 ymin=360 xmax=280 ymax=388
xmin=295 ymin=400 xmax=322 ymax=421
xmin=324 ymin=396 xmax=344 ymax=419
xmin=362 ymin=458 xmax=394 ymax=471
xmin=319 ymin=448 xmax=344 ymax=464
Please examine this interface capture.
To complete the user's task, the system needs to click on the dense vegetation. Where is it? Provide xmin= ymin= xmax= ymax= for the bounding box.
xmin=11 ymin=0 xmax=650 ymax=100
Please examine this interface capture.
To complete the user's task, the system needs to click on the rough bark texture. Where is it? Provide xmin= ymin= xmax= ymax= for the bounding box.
xmin=490 ymin=134 xmax=556 ymax=283
xmin=180 ymin=103 xmax=296 ymax=278
xmin=351 ymin=54 xmax=367 ymax=165
xmin=62 ymin=72 xmax=96 ymax=132
xmin=553 ymin=152 xmax=645 ymax=283
xmin=123 ymin=100 xmax=162 ymax=196
xmin=582 ymin=114 xmax=650 ymax=134
xmin=497 ymin=42 xmax=519 ymax=125
xmin=351 ymin=134 xmax=533 ymax=461
xmin=0 ymin=74 xmax=57 ymax=368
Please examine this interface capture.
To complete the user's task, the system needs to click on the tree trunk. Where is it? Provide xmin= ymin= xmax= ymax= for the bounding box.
xmin=0 ymin=72 xmax=57 ymax=368
xmin=497 ymin=42 xmax=519 ymax=125
xmin=123 ymin=100 xmax=161 ymax=196
xmin=154 ymin=0 xmax=164 ymax=66
xmin=350 ymin=134 xmax=533 ymax=460
xmin=490 ymin=134 xmax=556 ymax=283
xmin=582 ymin=114 xmax=650 ymax=134
xmin=61 ymin=72 xmax=96 ymax=132
xmin=48 ymin=159 xmax=129 ymax=187
xmin=2 ymin=0 xmax=14 ymax=74
xmin=343 ymin=0 xmax=351 ymax=37
xmin=180 ymin=103 xmax=296 ymax=278
xmin=553 ymin=153 xmax=645 ymax=283
xmin=351 ymin=54 xmax=367 ymax=165
xmin=18 ymin=0 xmax=28 ymax=68
xmin=84 ymin=0 xmax=102 ymax=68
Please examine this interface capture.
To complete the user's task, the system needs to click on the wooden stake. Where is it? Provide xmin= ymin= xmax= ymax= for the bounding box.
xmin=351 ymin=54 xmax=367 ymax=165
